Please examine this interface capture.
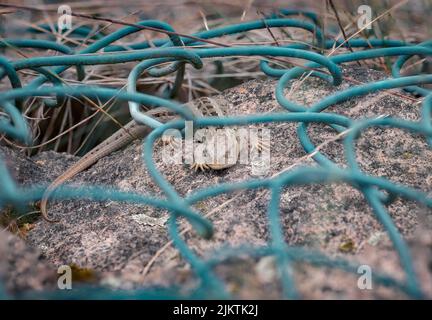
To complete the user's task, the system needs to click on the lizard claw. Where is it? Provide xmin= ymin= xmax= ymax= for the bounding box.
xmin=191 ymin=162 xmax=210 ymax=171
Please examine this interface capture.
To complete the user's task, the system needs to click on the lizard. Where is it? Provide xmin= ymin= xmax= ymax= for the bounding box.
xmin=185 ymin=96 xmax=240 ymax=171
xmin=39 ymin=106 xmax=175 ymax=222
xmin=39 ymin=96 xmax=241 ymax=222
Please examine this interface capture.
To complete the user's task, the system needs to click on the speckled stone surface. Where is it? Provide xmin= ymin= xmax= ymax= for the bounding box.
xmin=2 ymin=66 xmax=431 ymax=298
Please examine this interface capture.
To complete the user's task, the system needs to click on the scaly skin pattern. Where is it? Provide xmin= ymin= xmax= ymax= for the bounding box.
xmin=189 ymin=97 xmax=240 ymax=171
xmin=189 ymin=97 xmax=269 ymax=171
xmin=40 ymin=97 xmax=237 ymax=221
xmin=209 ymin=127 xmax=240 ymax=170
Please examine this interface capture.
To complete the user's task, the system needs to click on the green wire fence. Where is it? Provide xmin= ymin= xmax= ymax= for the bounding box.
xmin=0 ymin=8 xmax=431 ymax=299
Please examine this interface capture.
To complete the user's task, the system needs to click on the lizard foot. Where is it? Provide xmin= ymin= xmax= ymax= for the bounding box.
xmin=191 ymin=162 xmax=211 ymax=171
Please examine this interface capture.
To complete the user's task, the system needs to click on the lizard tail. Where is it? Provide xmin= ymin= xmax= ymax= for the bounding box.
xmin=39 ymin=109 xmax=173 ymax=222
xmin=40 ymin=182 xmax=62 ymax=223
